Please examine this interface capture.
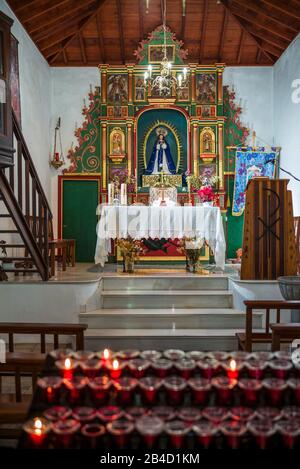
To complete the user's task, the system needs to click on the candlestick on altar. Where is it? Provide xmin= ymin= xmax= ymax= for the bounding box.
xmin=108 ymin=183 xmax=114 ymax=204
xmin=120 ymin=183 xmax=127 ymax=205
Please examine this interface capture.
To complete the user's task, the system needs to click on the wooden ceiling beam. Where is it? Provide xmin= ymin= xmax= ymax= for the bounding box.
xmin=260 ymin=0 xmax=300 ymax=21
xmin=27 ymin=0 xmax=96 ymax=36
xmin=232 ymin=0 xmax=300 ymax=32
xmin=79 ymin=32 xmax=87 ymax=64
xmin=258 ymin=40 xmax=282 ymax=58
xmin=237 ymin=29 xmax=245 ymax=64
xmin=199 ymin=0 xmax=209 ymax=63
xmin=219 ymin=0 xmax=275 ymax=63
xmin=116 ymin=0 xmax=125 ymax=64
xmin=96 ymin=10 xmax=105 ymax=63
xmin=11 ymin=0 xmax=40 ymax=12
xmin=21 ymin=0 xmax=71 ymax=24
xmin=181 ymin=0 xmax=186 ymax=43
xmin=256 ymin=48 xmax=262 ymax=64
xmin=241 ymin=21 xmax=289 ymax=50
xmin=43 ymin=35 xmax=76 ymax=58
xmin=38 ymin=24 xmax=81 ymax=52
xmin=218 ymin=9 xmax=229 ymax=61
xmin=49 ymin=0 xmax=107 ymax=65
xmin=138 ymin=0 xmax=144 ymax=39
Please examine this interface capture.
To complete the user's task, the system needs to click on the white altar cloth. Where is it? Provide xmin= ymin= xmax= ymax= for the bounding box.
xmin=95 ymin=204 xmax=226 ymax=269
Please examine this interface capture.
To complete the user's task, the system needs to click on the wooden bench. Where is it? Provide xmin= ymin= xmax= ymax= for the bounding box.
xmin=271 ymin=323 xmax=300 ymax=351
xmin=236 ymin=300 xmax=300 ymax=352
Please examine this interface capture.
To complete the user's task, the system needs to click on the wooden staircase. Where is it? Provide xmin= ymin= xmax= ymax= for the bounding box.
xmin=0 ymin=111 xmax=52 ymax=281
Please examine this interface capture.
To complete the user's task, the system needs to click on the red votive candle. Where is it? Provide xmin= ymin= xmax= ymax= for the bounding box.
xmin=238 ymin=378 xmax=262 ymax=407
xmin=247 ymin=419 xmax=276 ymax=449
xmin=230 ymin=407 xmax=255 ymax=422
xmin=106 ymin=359 xmax=125 ymax=379
xmin=221 ymin=420 xmax=247 ymax=449
xmin=177 ymin=407 xmax=202 ymax=424
xmin=263 ymin=378 xmax=287 ymax=406
xmin=23 ymin=417 xmax=51 ymax=447
xmin=80 ymin=358 xmax=102 ymax=379
xmin=255 ymin=406 xmax=282 ymax=422
xmin=276 ymin=420 xmax=300 ymax=449
xmin=63 ymin=376 xmax=87 ymax=404
xmin=164 ymin=376 xmax=187 ymax=406
xmin=252 ymin=351 xmax=273 ymax=361
xmin=116 ymin=349 xmax=140 ymax=361
xmin=98 ymin=405 xmax=123 ymax=422
xmin=88 ymin=376 xmax=111 ymax=405
xmin=175 ymin=359 xmax=196 ymax=380
xmin=124 ymin=406 xmax=148 ymax=421
xmin=50 ymin=348 xmax=74 ymax=360
xmin=139 ymin=377 xmax=163 ymax=405
xmin=188 ymin=377 xmax=211 ymax=405
xmin=136 ymin=415 xmax=164 ymax=449
xmin=43 ymin=406 xmax=72 ymax=422
xmin=269 ymin=359 xmax=292 ymax=379
xmin=73 ymin=350 xmax=95 ymax=361
xmin=127 ymin=358 xmax=150 ymax=379
xmin=207 ymin=351 xmax=229 ymax=362
xmin=197 ymin=358 xmax=219 ymax=379
xmin=165 ymin=420 xmax=190 ymax=449
xmin=96 ymin=348 xmax=114 ymax=365
xmin=72 ymin=407 xmax=97 ymax=423
xmin=185 ymin=351 xmax=206 ymax=361
xmin=202 ymin=406 xmax=229 ymax=423
xmin=151 ymin=406 xmax=176 ymax=421
xmin=288 ymin=378 xmax=300 ymax=404
xmin=140 ymin=350 xmax=162 ymax=361
xmin=224 ymin=359 xmax=241 ymax=380
xmin=151 ymin=358 xmax=173 ymax=378
xmin=113 ymin=377 xmax=138 ymax=405
xmin=56 ymin=358 xmax=79 ymax=380
xmin=212 ymin=376 xmax=237 ymax=405
xmin=193 ymin=421 xmax=218 ymax=449
xmin=282 ymin=405 xmax=300 ymax=420
xmin=163 ymin=349 xmax=185 ymax=361
xmin=246 ymin=359 xmax=267 ymax=380
xmin=81 ymin=423 xmax=105 ymax=449
xmin=37 ymin=376 xmax=62 ymax=404
xmin=52 ymin=418 xmax=81 ymax=448
xmin=107 ymin=420 xmax=135 ymax=449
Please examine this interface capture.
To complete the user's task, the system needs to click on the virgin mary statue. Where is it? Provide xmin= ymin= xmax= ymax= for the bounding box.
xmin=145 ymin=128 xmax=176 ymax=175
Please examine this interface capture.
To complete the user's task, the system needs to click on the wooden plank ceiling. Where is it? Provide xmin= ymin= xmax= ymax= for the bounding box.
xmin=7 ymin=0 xmax=300 ymax=66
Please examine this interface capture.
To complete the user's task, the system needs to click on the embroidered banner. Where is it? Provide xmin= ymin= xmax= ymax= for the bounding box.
xmin=233 ymin=150 xmax=276 ymax=216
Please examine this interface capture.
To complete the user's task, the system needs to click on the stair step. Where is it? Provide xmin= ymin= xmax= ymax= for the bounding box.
xmin=0 ymin=244 xmax=25 ymax=248
xmin=0 ymin=214 xmax=11 ymax=218
xmin=0 ymin=230 xmax=18 ymax=234
xmin=102 ymin=275 xmax=228 ymax=291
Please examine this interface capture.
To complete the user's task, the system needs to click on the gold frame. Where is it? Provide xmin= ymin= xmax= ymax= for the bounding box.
xmin=200 ymin=127 xmax=216 ymax=155
xmin=134 ymin=75 xmax=146 ymax=102
xmin=148 ymin=44 xmax=175 ymax=63
xmin=195 ymin=71 xmax=217 ymax=105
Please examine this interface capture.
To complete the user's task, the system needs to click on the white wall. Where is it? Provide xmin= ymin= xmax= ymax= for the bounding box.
xmin=1 ymin=1 xmax=52 ymax=198
xmin=274 ymin=34 xmax=300 ymax=216
xmin=223 ymin=67 xmax=274 ymax=147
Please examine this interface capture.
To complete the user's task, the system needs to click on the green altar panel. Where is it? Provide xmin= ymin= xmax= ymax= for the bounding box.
xmin=63 ymin=180 xmax=98 ymax=262
xmin=227 ymin=177 xmax=244 ymax=259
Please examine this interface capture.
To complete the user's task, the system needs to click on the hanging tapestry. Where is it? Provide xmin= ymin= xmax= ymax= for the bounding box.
xmin=233 ymin=149 xmax=276 ymax=216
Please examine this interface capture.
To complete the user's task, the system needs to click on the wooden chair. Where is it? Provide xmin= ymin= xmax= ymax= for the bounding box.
xmin=295 ymin=216 xmax=300 ymax=274
xmin=236 ymin=300 xmax=300 ymax=352
xmin=271 ymin=323 xmax=300 ymax=351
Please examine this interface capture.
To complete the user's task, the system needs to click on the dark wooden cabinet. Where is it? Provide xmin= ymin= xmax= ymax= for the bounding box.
xmin=0 ymin=11 xmax=14 ymax=168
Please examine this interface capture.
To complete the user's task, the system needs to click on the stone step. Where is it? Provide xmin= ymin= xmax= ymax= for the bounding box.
xmin=102 ymin=275 xmax=228 ymax=291
xmin=79 ymin=308 xmax=263 ymax=330
xmin=84 ymin=328 xmax=264 ymax=351
xmin=101 ymin=290 xmax=233 ymax=309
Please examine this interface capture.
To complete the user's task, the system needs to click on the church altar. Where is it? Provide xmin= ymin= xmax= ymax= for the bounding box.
xmin=95 ymin=204 xmax=226 ymax=269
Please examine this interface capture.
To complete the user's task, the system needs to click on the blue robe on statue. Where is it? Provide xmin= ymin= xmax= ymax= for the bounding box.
xmin=145 ymin=139 xmax=176 ymax=175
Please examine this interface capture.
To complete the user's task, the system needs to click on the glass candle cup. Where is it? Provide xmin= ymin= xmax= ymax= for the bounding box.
xmin=274 ymin=350 xmax=291 ymax=360
xmin=221 ymin=420 xmax=247 ymax=449
xmin=150 ymin=406 xmax=176 ymax=421
xmin=247 ymin=419 xmax=276 ymax=449
xmin=79 ymin=358 xmax=102 ymax=379
xmin=88 ymin=376 xmax=111 ymax=405
xmin=288 ymin=378 xmax=300 ymax=404
xmin=282 ymin=406 xmax=300 ymax=420
xmin=127 ymin=358 xmax=150 ymax=379
xmin=37 ymin=376 xmax=62 ymax=404
xmin=52 ymin=418 xmax=81 ymax=448
xmin=255 ymin=406 xmax=282 ymax=422
xmin=140 ymin=350 xmax=162 ymax=361
xmin=238 ymin=378 xmax=262 ymax=407
xmin=229 ymin=351 xmax=252 ymax=361
xmin=202 ymin=406 xmax=229 ymax=423
xmin=223 ymin=359 xmax=244 ymax=380
xmin=43 ymin=406 xmax=71 ymax=422
xmin=107 ymin=419 xmax=135 ymax=449
xmin=124 ymin=406 xmax=148 ymax=421
xmin=96 ymin=348 xmax=115 ymax=363
xmin=136 ymin=415 xmax=164 ymax=449
xmin=98 ymin=405 xmax=123 ymax=422
xmin=50 ymin=348 xmax=74 ymax=360
xmin=163 ymin=349 xmax=185 ymax=361
xmin=164 ymin=376 xmax=187 ymax=406
xmin=197 ymin=358 xmax=219 ymax=379
xmin=193 ymin=421 xmax=218 ymax=449
xmin=177 ymin=407 xmax=202 ymax=424
xmin=230 ymin=407 xmax=255 ymax=422
xmin=246 ymin=359 xmax=268 ymax=380
xmin=23 ymin=417 xmax=51 ymax=447
xmin=251 ymin=351 xmax=273 ymax=361
xmin=207 ymin=351 xmax=229 ymax=362
xmin=165 ymin=420 xmax=190 ymax=449
xmin=269 ymin=359 xmax=292 ymax=379
xmin=174 ymin=359 xmax=196 ymax=380
xmin=55 ymin=358 xmax=79 ymax=380
xmin=63 ymin=376 xmax=87 ymax=405
xmin=139 ymin=377 xmax=163 ymax=405
xmin=105 ymin=359 xmax=126 ymax=379
xmin=116 ymin=349 xmax=140 ymax=361
xmin=185 ymin=351 xmax=206 ymax=361
xmin=151 ymin=358 xmax=173 ymax=378
xmin=212 ymin=376 xmax=237 ymax=405
xmin=73 ymin=350 xmax=95 ymax=361
xmin=276 ymin=420 xmax=300 ymax=449
xmin=72 ymin=406 xmax=97 ymax=423
xmin=263 ymin=378 xmax=287 ymax=406
xmin=188 ymin=377 xmax=211 ymax=405
xmin=81 ymin=423 xmax=105 ymax=449
xmin=113 ymin=377 xmax=138 ymax=405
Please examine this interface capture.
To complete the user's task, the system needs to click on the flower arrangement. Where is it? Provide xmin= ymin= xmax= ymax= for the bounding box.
xmin=116 ymin=238 xmax=145 ymax=273
xmin=110 ymin=168 xmax=136 ymax=193
xmin=197 ymin=185 xmax=214 ymax=203
xmin=185 ymin=169 xmax=219 ymax=193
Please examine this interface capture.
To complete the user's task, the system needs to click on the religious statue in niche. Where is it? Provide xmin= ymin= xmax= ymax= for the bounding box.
xmin=145 ymin=127 xmax=176 ymax=175
xmin=107 ymin=74 xmax=128 ymax=104
xmin=109 ymin=127 xmax=126 ymax=164
xmin=196 ymin=73 xmax=216 ymax=104
xmin=200 ymin=127 xmax=216 ymax=162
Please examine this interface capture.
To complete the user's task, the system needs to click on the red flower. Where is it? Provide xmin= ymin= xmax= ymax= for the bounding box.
xmin=197 ymin=185 xmax=214 ymax=202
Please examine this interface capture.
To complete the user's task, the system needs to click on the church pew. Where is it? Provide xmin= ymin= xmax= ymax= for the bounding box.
xmin=270 ymin=323 xmax=300 ymax=352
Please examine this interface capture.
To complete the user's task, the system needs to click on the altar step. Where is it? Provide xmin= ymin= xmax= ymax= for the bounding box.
xmin=101 ymin=290 xmax=233 ymax=309
xmin=80 ymin=308 xmax=263 ymax=330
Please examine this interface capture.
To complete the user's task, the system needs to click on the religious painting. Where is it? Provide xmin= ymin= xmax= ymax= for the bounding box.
xmin=199 ymin=164 xmax=217 ymax=180
xmin=121 ymin=106 xmax=128 ymax=117
xmin=196 ymin=73 xmax=216 ymax=104
xmin=177 ymin=86 xmax=189 ymax=101
xmin=134 ymin=76 xmax=146 ymax=101
xmin=200 ymin=127 xmax=216 ymax=156
xmin=148 ymin=75 xmax=173 ymax=99
xmin=148 ymin=44 xmax=175 ymax=63
xmin=107 ymin=74 xmax=128 ymax=105
xmin=201 ymin=105 xmax=210 ymax=118
xmin=10 ymin=34 xmax=21 ymax=125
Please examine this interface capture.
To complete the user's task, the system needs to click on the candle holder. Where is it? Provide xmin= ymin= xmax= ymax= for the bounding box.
xmin=73 ymin=350 xmax=95 ymax=361
xmin=96 ymin=348 xmax=115 ymax=363
xmin=113 ymin=377 xmax=138 ymax=405
xmin=106 ymin=359 xmax=126 ymax=379
xmin=185 ymin=351 xmax=206 ymax=361
xmin=150 ymin=406 xmax=176 ymax=421
xmin=188 ymin=377 xmax=211 ymax=405
xmin=50 ymin=348 xmax=74 ymax=360
xmin=164 ymin=376 xmax=187 ymax=406
xmin=247 ymin=419 xmax=276 ymax=449
xmin=88 ymin=376 xmax=111 ymax=405
xmin=72 ymin=407 xmax=97 ymax=423
xmin=221 ymin=420 xmax=247 ymax=449
xmin=281 ymin=406 xmax=300 ymax=420
xmin=107 ymin=420 xmax=135 ymax=449
xmin=230 ymin=406 xmax=255 ymax=422
xmin=238 ymin=378 xmax=262 ymax=406
xmin=193 ymin=421 xmax=218 ymax=449
xmin=139 ymin=377 xmax=163 ymax=405
xmin=63 ymin=376 xmax=87 ymax=405
xmin=202 ymin=407 xmax=229 ymax=423
xmin=274 ymin=350 xmax=291 ymax=360
xmin=197 ymin=358 xmax=219 ymax=379
xmin=223 ymin=359 xmax=244 ymax=380
xmin=136 ymin=415 xmax=164 ymax=449
xmin=98 ymin=405 xmax=123 ymax=422
xmin=163 ymin=349 xmax=185 ymax=361
xmin=116 ymin=349 xmax=140 ymax=360
xmin=269 ymin=359 xmax=292 ymax=379
xmin=23 ymin=417 xmax=51 ymax=448
xmin=37 ymin=376 xmax=62 ymax=404
xmin=246 ymin=359 xmax=268 ymax=380
xmin=55 ymin=358 xmax=79 ymax=380
xmin=288 ymin=378 xmax=300 ymax=404
xmin=263 ymin=378 xmax=287 ymax=406
xmin=276 ymin=420 xmax=300 ymax=449
xmin=174 ymin=359 xmax=196 ymax=380
xmin=212 ymin=377 xmax=237 ymax=405
xmin=127 ymin=358 xmax=150 ymax=379
xmin=165 ymin=420 xmax=190 ymax=449
xmin=43 ymin=406 xmax=72 ymax=422
xmin=151 ymin=358 xmax=173 ymax=378
xmin=124 ymin=406 xmax=148 ymax=421
xmin=229 ymin=351 xmax=252 ymax=361
xmin=52 ymin=419 xmax=81 ymax=448
xmin=255 ymin=406 xmax=282 ymax=422
xmin=177 ymin=407 xmax=202 ymax=424
xmin=80 ymin=358 xmax=102 ymax=379
xmin=81 ymin=423 xmax=105 ymax=449
xmin=207 ymin=351 xmax=229 ymax=362
xmin=140 ymin=350 xmax=162 ymax=361
xmin=251 ymin=351 xmax=273 ymax=361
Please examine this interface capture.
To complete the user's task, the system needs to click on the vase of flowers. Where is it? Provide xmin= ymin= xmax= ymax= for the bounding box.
xmin=116 ymin=238 xmax=144 ymax=273
xmin=197 ymin=185 xmax=214 ymax=206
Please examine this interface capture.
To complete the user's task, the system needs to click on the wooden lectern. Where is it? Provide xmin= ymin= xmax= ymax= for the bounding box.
xmin=241 ymin=178 xmax=297 ymax=280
